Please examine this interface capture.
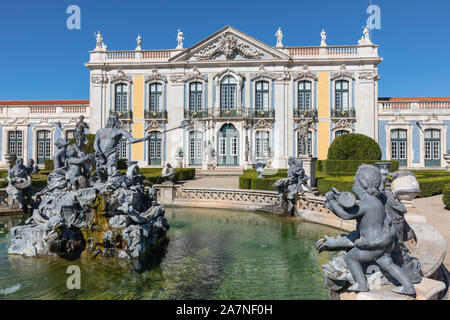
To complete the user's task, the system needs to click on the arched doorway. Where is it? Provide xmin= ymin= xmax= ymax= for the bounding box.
xmin=217 ymin=123 xmax=239 ymax=166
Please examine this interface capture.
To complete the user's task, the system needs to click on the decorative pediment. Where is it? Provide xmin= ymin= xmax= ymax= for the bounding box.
xmin=213 ymin=68 xmax=245 ymax=85
xmin=251 ymin=66 xmax=277 ymax=81
xmin=358 ymin=71 xmax=380 ymax=82
xmin=332 ymin=119 xmax=354 ymax=131
xmin=170 ymin=66 xmax=207 ymax=84
xmin=331 ymin=65 xmax=354 ymax=80
xmin=193 ymin=32 xmax=263 ymax=60
xmin=91 ymin=75 xmax=109 ymax=84
xmin=110 ymin=69 xmax=132 ymax=84
xmin=422 ymin=114 xmax=443 ymax=125
xmin=145 ymin=69 xmax=166 ymax=83
xmin=2 ymin=118 xmax=27 ymax=127
xmin=145 ymin=120 xmax=165 ymax=131
xmin=251 ymin=65 xmax=291 ymax=82
xmin=169 ymin=26 xmax=291 ymax=63
xmin=294 ymin=65 xmax=318 ymax=81
xmin=253 ymin=119 xmax=273 ymax=130
xmin=390 ymin=115 xmax=411 ymax=125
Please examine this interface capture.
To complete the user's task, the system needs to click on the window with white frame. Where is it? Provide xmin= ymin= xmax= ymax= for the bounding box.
xmin=255 ymin=81 xmax=269 ymax=111
xmin=424 ymin=129 xmax=441 ymax=166
xmin=115 ymin=83 xmax=128 ymax=113
xmin=119 ymin=137 xmax=128 ymax=159
xmin=255 ymin=131 xmax=270 ymax=157
xmin=335 ymin=80 xmax=349 ymax=111
xmin=298 ymin=81 xmax=312 ymax=111
xmin=189 ymin=82 xmax=203 ymax=112
xmin=149 ymin=83 xmax=163 ymax=111
xmin=220 ymin=76 xmax=237 ymax=110
xmin=391 ymin=129 xmax=407 ymax=166
xmin=8 ymin=131 xmax=23 ymax=158
xmin=219 ymin=138 xmax=226 ymax=156
xmin=335 ymin=130 xmax=349 ymax=138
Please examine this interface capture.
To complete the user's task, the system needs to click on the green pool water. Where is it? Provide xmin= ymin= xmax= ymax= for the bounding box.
xmin=0 ymin=207 xmax=339 ymax=300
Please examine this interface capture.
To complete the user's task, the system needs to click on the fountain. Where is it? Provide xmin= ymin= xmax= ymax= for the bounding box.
xmin=8 ymin=114 xmax=172 ymax=260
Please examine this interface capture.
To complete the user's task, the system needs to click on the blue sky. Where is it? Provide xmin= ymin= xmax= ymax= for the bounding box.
xmin=0 ymin=0 xmax=449 ymax=100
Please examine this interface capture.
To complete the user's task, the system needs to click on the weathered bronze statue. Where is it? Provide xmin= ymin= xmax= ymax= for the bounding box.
xmin=316 ymin=164 xmax=419 ymax=296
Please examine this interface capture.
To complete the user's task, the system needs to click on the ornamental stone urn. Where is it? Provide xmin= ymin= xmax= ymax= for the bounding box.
xmin=255 ymin=161 xmax=266 ymax=179
xmin=391 ymin=173 xmax=421 ymax=207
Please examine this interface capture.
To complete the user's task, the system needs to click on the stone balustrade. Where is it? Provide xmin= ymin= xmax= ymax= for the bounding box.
xmin=0 ymin=105 xmax=89 ymax=118
xmin=91 ymin=45 xmax=378 ymax=63
xmin=379 ymin=99 xmax=450 ymax=114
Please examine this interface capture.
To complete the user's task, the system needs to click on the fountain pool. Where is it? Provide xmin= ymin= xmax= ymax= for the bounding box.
xmin=0 ymin=207 xmax=340 ymax=300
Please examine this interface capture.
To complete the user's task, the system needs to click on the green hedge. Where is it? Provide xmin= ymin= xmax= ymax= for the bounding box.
xmin=45 ymin=159 xmax=54 ymax=170
xmin=443 ymin=184 xmax=450 ymax=208
xmin=316 ymin=173 xmax=450 ymax=198
xmin=328 ymin=133 xmax=382 ymax=160
xmin=321 ymin=160 xmax=400 ymax=174
xmin=239 ymin=169 xmax=287 ymax=191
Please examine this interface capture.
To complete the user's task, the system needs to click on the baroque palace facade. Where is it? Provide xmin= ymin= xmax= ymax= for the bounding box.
xmin=0 ymin=26 xmax=449 ymax=169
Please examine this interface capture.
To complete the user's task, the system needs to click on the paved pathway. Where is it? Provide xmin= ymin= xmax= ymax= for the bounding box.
xmin=413 ymin=195 xmax=450 ymax=270
xmin=181 ymin=176 xmax=239 ymax=189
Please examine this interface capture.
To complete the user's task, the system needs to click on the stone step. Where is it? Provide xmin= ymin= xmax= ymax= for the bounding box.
xmin=195 ymin=167 xmax=243 ymax=177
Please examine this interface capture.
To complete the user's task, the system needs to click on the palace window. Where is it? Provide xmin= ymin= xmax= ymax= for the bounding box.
xmin=189 ymin=131 xmax=203 ymax=165
xmin=391 ymin=129 xmax=407 ymax=166
xmin=220 ymin=76 xmax=237 ymax=110
xmin=335 ymin=130 xmax=349 ymax=138
xmin=115 ymin=83 xmax=128 ymax=113
xmin=335 ymin=80 xmax=349 ymax=111
xmin=298 ymin=81 xmax=312 ymax=111
xmin=8 ymin=131 xmax=23 ymax=158
xmin=425 ymin=129 xmax=441 ymax=167
xmin=149 ymin=83 xmax=163 ymax=111
xmin=255 ymin=131 xmax=270 ymax=157
xmin=37 ymin=130 xmax=51 ymax=164
xmin=119 ymin=137 xmax=128 ymax=160
xmin=189 ymin=82 xmax=203 ymax=112
xmin=255 ymin=81 xmax=269 ymax=111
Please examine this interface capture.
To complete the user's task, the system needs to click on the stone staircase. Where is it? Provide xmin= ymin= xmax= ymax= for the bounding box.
xmin=195 ymin=167 xmax=243 ymax=177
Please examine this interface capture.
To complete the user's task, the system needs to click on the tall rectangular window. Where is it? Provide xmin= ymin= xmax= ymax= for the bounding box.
xmin=220 ymin=76 xmax=237 ymax=110
xmin=189 ymin=82 xmax=202 ymax=112
xmin=8 ymin=131 xmax=23 ymax=158
xmin=255 ymin=81 xmax=269 ymax=111
xmin=115 ymin=83 xmax=128 ymax=113
xmin=335 ymin=80 xmax=349 ymax=111
xmin=298 ymin=81 xmax=312 ymax=111
xmin=150 ymin=83 xmax=162 ymax=111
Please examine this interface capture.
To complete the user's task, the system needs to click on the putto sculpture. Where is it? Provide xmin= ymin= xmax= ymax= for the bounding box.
xmin=8 ymin=113 xmax=172 ymax=261
xmin=316 ymin=164 xmax=421 ymax=297
xmin=6 ymin=158 xmax=34 ymax=211
xmin=273 ymin=157 xmax=311 ymax=214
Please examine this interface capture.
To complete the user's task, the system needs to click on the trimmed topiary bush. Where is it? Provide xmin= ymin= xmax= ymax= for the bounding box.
xmin=45 ymin=159 xmax=54 ymax=170
xmin=443 ymin=184 xmax=450 ymax=208
xmin=328 ymin=133 xmax=382 ymax=160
